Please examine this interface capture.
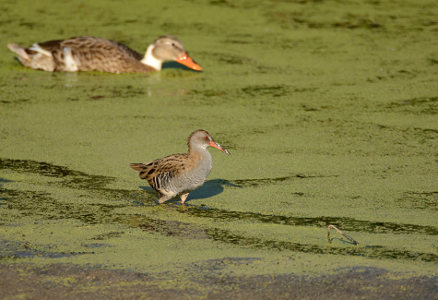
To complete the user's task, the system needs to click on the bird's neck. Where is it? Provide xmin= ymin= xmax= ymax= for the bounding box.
xmin=189 ymin=144 xmax=211 ymax=161
xmin=141 ymin=44 xmax=162 ymax=70
xmin=188 ymin=145 xmax=212 ymax=173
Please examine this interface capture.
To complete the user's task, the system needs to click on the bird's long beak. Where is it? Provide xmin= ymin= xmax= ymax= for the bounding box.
xmin=176 ymin=53 xmax=202 ymax=71
xmin=209 ymin=141 xmax=231 ymax=155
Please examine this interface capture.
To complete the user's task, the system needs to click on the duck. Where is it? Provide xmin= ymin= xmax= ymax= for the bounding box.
xmin=7 ymin=35 xmax=202 ymax=73
xmin=130 ymin=130 xmax=230 ymax=204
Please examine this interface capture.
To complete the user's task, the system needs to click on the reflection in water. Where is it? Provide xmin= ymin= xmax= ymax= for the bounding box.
xmin=49 ymin=70 xmax=166 ymax=95
xmin=63 ymin=72 xmax=79 ymax=88
xmin=39 ymin=67 xmax=200 ymax=100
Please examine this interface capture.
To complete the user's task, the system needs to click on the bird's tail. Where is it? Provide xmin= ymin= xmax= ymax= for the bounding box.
xmin=129 ymin=163 xmax=147 ymax=172
xmin=7 ymin=43 xmax=30 ymax=65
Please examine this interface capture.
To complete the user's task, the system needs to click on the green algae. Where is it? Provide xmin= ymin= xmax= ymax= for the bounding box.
xmin=1 ymin=158 xmax=437 ymax=273
xmin=0 ymin=0 xmax=438 ymax=293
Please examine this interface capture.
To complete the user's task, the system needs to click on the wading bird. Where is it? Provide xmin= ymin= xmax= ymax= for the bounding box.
xmin=130 ymin=130 xmax=230 ymax=204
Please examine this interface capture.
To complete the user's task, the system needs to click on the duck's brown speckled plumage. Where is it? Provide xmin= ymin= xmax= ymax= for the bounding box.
xmin=130 ymin=130 xmax=230 ymax=204
xmin=8 ymin=35 xmax=202 ymax=73
xmin=40 ymin=37 xmax=151 ymax=73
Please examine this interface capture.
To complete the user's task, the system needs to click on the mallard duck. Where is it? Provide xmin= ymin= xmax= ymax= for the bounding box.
xmin=7 ymin=35 xmax=202 ymax=73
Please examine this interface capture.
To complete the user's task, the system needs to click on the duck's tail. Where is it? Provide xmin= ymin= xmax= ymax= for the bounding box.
xmin=8 ymin=42 xmax=56 ymax=71
xmin=7 ymin=43 xmax=30 ymax=65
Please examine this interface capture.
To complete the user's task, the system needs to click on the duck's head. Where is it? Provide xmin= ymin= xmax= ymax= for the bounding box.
xmin=142 ymin=35 xmax=202 ymax=71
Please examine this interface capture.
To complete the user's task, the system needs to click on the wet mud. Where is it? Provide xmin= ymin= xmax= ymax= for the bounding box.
xmin=1 ymin=264 xmax=438 ymax=299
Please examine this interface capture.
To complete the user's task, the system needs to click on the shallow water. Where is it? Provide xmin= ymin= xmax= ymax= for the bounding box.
xmin=0 ymin=0 xmax=437 ymax=296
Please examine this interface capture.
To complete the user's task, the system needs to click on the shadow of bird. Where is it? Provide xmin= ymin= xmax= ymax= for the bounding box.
xmin=139 ymin=178 xmax=241 ymax=204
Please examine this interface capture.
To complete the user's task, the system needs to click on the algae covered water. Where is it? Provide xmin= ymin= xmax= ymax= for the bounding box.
xmin=0 ymin=0 xmax=437 ymax=297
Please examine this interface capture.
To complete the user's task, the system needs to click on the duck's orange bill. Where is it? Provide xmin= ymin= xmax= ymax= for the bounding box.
xmin=176 ymin=53 xmax=202 ymax=71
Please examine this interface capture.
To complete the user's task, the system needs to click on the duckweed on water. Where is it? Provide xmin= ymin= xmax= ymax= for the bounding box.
xmin=1 ymin=157 xmax=437 ymax=267
xmin=0 ymin=0 xmax=437 ymax=296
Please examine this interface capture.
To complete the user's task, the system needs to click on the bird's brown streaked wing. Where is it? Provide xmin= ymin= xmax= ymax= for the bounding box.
xmin=33 ymin=39 xmax=64 ymax=52
xmin=130 ymin=154 xmax=189 ymax=191
xmin=60 ymin=37 xmax=143 ymax=60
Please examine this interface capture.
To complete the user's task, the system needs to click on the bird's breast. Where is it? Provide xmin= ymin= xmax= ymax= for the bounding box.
xmin=166 ymin=152 xmax=212 ymax=194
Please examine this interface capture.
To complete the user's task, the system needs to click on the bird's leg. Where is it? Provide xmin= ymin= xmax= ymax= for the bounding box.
xmin=180 ymin=193 xmax=189 ymax=204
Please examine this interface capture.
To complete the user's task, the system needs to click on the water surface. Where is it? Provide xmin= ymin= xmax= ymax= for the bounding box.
xmin=0 ymin=0 xmax=437 ymax=297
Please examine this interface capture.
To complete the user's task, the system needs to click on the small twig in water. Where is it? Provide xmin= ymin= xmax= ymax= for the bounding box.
xmin=327 ymin=224 xmax=359 ymax=245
